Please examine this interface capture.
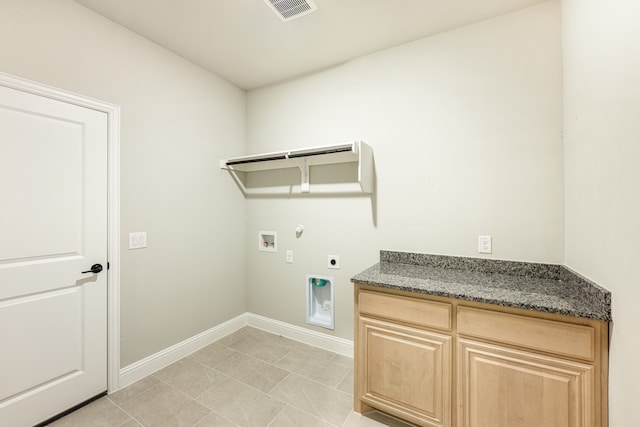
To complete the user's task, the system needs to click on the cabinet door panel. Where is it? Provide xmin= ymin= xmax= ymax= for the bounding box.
xmin=358 ymin=316 xmax=452 ymax=427
xmin=457 ymin=339 xmax=594 ymax=427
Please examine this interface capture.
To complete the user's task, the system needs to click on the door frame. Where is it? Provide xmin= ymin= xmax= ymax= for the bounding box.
xmin=0 ymin=72 xmax=121 ymax=393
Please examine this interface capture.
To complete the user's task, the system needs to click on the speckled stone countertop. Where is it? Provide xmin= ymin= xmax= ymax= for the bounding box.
xmin=351 ymin=251 xmax=612 ymax=322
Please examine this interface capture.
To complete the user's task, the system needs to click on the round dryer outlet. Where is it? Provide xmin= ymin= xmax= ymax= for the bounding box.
xmin=328 ymin=255 xmax=340 ymax=269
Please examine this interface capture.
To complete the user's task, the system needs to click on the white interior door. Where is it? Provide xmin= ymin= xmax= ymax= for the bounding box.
xmin=0 ymin=82 xmax=108 ymax=427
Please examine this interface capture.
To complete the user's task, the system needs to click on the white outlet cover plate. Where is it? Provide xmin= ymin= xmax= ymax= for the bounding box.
xmin=478 ymin=235 xmax=492 ymax=254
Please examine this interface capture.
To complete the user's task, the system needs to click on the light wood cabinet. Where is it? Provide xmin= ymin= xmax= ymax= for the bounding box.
xmin=354 ymin=284 xmax=609 ymax=427
xmin=457 ymin=339 xmax=595 ymax=427
xmin=357 ymin=316 xmax=452 ymax=427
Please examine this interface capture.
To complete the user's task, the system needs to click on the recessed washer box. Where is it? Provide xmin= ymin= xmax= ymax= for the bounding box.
xmin=259 ymin=231 xmax=277 ymax=252
xmin=306 ymin=274 xmax=334 ymax=330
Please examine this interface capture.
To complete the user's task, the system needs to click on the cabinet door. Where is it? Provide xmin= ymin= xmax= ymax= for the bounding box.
xmin=457 ymin=339 xmax=595 ymax=427
xmin=357 ymin=316 xmax=452 ymax=427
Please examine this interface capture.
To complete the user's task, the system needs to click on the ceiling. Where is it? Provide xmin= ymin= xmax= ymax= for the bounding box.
xmin=74 ymin=0 xmax=546 ymax=90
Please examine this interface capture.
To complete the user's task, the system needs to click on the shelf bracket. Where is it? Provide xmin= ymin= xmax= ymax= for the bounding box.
xmin=295 ymin=157 xmax=310 ymax=193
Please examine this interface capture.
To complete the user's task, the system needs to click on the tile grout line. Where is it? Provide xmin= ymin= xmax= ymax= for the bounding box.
xmin=113 ymin=327 xmax=352 ymax=427
xmin=273 ymin=352 xmax=353 ymax=389
xmin=54 ymin=326 xmax=354 ymax=427
xmin=152 ymin=370 xmax=257 ymax=427
xmin=119 ymin=374 xmax=212 ymax=426
xmin=263 ymin=403 xmax=287 ymax=427
xmin=335 ymin=368 xmax=352 ymax=392
xmin=107 ymin=392 xmax=150 ymax=427
xmin=193 ymin=407 xmax=240 ymax=427
xmin=266 ymin=372 xmax=354 ymax=426
xmin=113 ymin=354 xmax=234 ymax=426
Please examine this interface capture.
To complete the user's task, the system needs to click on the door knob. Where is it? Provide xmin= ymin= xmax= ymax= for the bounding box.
xmin=81 ymin=264 xmax=103 ymax=274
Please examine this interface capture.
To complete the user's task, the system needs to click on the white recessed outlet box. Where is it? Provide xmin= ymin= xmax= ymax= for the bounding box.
xmin=129 ymin=232 xmax=147 ymax=249
xmin=478 ymin=235 xmax=492 ymax=254
xmin=259 ymin=231 xmax=277 ymax=252
xmin=328 ymin=255 xmax=340 ymax=269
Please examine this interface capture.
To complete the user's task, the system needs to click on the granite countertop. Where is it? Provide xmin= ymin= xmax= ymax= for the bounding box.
xmin=351 ymin=251 xmax=612 ymax=322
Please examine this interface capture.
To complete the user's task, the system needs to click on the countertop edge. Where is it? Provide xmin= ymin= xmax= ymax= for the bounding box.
xmin=351 ymin=251 xmax=612 ymax=322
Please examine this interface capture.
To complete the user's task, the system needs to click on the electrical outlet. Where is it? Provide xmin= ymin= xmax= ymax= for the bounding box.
xmin=285 ymin=250 xmax=293 ymax=263
xmin=328 ymin=255 xmax=340 ymax=269
xmin=478 ymin=235 xmax=492 ymax=254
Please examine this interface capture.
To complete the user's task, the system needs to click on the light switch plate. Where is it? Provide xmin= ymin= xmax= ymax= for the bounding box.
xmin=129 ymin=232 xmax=147 ymax=249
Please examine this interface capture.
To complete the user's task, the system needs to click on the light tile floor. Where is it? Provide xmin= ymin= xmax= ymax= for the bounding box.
xmin=47 ymin=327 xmax=414 ymax=427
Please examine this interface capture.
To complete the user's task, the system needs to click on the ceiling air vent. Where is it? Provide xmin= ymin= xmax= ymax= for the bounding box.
xmin=264 ymin=0 xmax=318 ymax=22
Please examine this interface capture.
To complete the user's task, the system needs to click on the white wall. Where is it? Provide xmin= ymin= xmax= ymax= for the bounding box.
xmin=562 ymin=0 xmax=640 ymax=424
xmin=246 ymin=2 xmax=564 ymax=340
xmin=0 ymin=0 xmax=247 ymax=366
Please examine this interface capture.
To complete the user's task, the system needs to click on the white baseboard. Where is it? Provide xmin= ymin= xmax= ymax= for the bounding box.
xmin=117 ymin=313 xmax=354 ymax=391
xmin=246 ymin=313 xmax=354 ymax=358
xmin=117 ymin=313 xmax=248 ymax=390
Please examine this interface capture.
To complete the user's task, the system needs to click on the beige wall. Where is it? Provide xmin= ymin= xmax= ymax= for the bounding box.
xmin=245 ymin=2 xmax=564 ymax=340
xmin=0 ymin=0 xmax=247 ymax=366
xmin=562 ymin=0 xmax=640 ymax=424
xmin=7 ymin=5 xmax=634 ymax=424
